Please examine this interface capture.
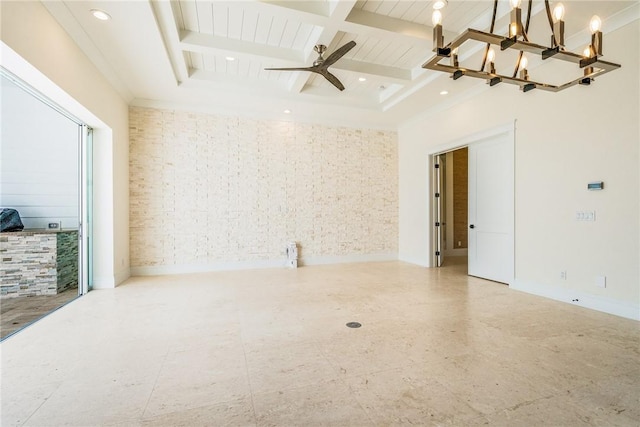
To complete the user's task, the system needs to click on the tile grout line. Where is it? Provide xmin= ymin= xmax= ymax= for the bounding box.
xmin=237 ymin=302 xmax=259 ymax=427
xmin=240 ymin=335 xmax=259 ymax=427
xmin=140 ymin=345 xmax=171 ymax=421
xmin=20 ymin=381 xmax=63 ymax=427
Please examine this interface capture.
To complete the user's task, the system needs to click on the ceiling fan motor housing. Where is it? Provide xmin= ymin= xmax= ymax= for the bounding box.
xmin=313 ymin=44 xmax=327 ymax=66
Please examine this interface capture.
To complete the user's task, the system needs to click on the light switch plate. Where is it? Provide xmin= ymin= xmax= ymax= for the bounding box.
xmin=576 ymin=210 xmax=596 ymax=221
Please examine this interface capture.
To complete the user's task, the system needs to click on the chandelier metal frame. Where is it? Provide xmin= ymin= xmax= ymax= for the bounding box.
xmin=422 ymin=0 xmax=621 ymax=93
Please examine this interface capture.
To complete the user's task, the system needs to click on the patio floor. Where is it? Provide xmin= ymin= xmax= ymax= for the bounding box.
xmin=0 ymin=288 xmax=79 ymax=340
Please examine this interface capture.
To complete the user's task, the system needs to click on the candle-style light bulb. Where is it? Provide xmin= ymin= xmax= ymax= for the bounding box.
xmin=519 ymin=55 xmax=529 ymax=80
xmin=551 ymin=3 xmax=566 ymax=47
xmin=432 ymin=10 xmax=445 ymax=53
xmin=553 ymin=3 xmax=565 ymax=21
xmin=432 ymin=10 xmax=442 ymax=26
xmin=589 ymin=15 xmax=603 ymax=56
xmin=508 ymin=0 xmax=523 ymax=39
xmin=487 ymin=48 xmax=497 ymax=74
xmin=510 ymin=23 xmax=518 ymax=37
xmin=583 ymin=46 xmax=592 ymax=57
xmin=590 ymin=15 xmax=602 ymax=33
xmin=450 ymin=47 xmax=459 ymax=66
xmin=487 ymin=48 xmax=495 ymax=63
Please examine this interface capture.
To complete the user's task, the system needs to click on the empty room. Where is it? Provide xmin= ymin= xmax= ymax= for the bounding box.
xmin=1 ymin=1 xmax=638 ymax=426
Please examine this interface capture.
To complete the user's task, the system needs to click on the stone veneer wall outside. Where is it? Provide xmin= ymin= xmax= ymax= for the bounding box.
xmin=129 ymin=107 xmax=398 ymax=269
xmin=0 ymin=230 xmax=78 ymax=298
xmin=56 ymin=230 xmax=79 ymax=293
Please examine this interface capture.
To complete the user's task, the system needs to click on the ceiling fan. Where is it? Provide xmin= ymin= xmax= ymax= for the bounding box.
xmin=265 ymin=41 xmax=356 ymax=91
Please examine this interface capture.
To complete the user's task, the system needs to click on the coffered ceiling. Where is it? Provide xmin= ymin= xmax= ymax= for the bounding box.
xmin=43 ymin=1 xmax=637 ymax=128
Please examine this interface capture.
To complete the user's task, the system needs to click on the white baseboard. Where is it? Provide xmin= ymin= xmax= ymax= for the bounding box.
xmin=92 ymin=276 xmax=115 ymax=289
xmin=130 ymin=253 xmax=398 ymax=276
xmin=131 ymin=259 xmax=284 ymax=276
xmin=398 ymin=253 xmax=429 ymax=267
xmin=92 ymin=268 xmax=131 ymax=289
xmin=444 ymin=249 xmax=468 ymax=257
xmin=300 ymin=252 xmax=397 ymax=266
xmin=511 ymin=279 xmax=640 ymax=321
xmin=115 ymin=267 xmax=131 ymax=286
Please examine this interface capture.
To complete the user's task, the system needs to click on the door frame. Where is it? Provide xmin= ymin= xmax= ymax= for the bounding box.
xmin=79 ymin=125 xmax=93 ymax=294
xmin=433 ymin=154 xmax=444 ymax=267
xmin=427 ymin=121 xmax=515 ymax=282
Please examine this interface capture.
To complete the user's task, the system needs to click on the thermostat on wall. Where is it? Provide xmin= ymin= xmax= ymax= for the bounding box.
xmin=587 ymin=182 xmax=604 ymax=190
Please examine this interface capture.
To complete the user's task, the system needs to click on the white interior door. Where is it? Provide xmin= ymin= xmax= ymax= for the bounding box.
xmin=468 ymin=131 xmax=514 ymax=284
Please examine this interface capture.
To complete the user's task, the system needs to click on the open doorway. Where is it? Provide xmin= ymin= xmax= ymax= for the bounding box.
xmin=434 ymin=148 xmax=469 ymax=267
xmin=0 ymin=70 xmax=92 ymax=340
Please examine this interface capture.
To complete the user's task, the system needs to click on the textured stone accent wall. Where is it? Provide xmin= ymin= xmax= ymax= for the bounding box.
xmin=56 ymin=231 xmax=79 ymax=293
xmin=129 ymin=107 xmax=398 ymax=268
xmin=453 ymin=148 xmax=468 ymax=249
xmin=0 ymin=230 xmax=78 ymax=298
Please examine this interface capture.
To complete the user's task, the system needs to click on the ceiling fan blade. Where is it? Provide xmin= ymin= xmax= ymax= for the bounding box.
xmin=322 ymin=41 xmax=356 ymax=68
xmin=319 ymin=70 xmax=345 ymax=91
xmin=264 ymin=67 xmax=314 ymax=71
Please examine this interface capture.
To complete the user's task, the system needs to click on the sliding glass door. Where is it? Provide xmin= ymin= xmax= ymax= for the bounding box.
xmin=0 ymin=68 xmax=92 ymax=339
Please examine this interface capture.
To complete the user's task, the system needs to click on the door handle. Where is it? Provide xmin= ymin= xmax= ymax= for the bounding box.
xmin=469 ymin=224 xmax=475 ymax=229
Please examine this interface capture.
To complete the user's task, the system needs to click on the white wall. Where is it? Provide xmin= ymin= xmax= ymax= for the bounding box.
xmin=1 ymin=1 xmax=130 ymax=287
xmin=129 ymin=107 xmax=398 ymax=274
xmin=1 ymin=76 xmax=79 ymax=230
xmin=398 ymin=19 xmax=639 ymax=319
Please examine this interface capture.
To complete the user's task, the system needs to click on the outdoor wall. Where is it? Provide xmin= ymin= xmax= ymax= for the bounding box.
xmin=1 ymin=1 xmax=130 ymax=287
xmin=129 ymin=107 xmax=398 ymax=274
xmin=398 ymin=18 xmax=639 ymax=319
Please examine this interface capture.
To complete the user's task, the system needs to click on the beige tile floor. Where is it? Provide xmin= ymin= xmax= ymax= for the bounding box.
xmin=1 ymin=259 xmax=639 ymax=426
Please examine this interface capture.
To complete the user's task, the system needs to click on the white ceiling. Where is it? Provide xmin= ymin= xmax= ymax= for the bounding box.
xmin=43 ymin=1 xmax=637 ymax=128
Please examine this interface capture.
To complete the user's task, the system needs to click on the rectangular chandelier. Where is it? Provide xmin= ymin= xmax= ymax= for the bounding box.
xmin=422 ymin=0 xmax=621 ymax=93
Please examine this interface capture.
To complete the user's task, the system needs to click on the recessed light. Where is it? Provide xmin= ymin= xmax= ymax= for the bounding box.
xmin=225 ymin=56 xmax=235 ymax=61
xmin=283 ymin=109 xmax=291 ymax=114
xmin=90 ymin=9 xmax=111 ymax=21
xmin=440 ymin=90 xmax=449 ymax=95
xmin=358 ymin=77 xmax=367 ymax=82
xmin=433 ymin=0 xmax=448 ymax=10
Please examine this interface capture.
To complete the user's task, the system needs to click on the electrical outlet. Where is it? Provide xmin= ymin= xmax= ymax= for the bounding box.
xmin=595 ymin=276 xmax=606 ymax=288
xmin=458 ymin=241 xmax=462 ymax=247
xmin=48 ymin=222 xmax=60 ymax=230
xmin=560 ymin=271 xmax=567 ymax=280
